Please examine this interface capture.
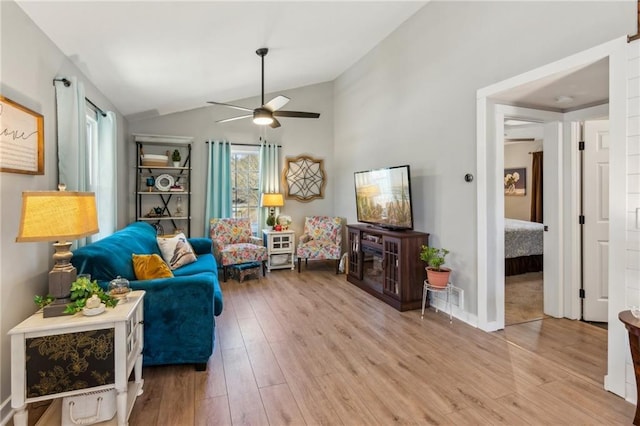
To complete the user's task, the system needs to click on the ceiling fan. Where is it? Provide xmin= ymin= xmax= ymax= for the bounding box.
xmin=208 ymin=48 xmax=320 ymax=129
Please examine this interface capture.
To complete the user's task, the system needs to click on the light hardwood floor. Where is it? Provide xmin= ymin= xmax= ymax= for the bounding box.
xmin=505 ymin=272 xmax=544 ymax=326
xmin=123 ymin=261 xmax=636 ymax=425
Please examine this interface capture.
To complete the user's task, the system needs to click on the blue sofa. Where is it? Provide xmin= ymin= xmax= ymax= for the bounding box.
xmin=71 ymin=222 xmax=223 ymax=370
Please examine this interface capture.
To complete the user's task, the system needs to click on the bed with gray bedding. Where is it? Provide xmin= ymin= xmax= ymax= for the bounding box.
xmin=505 ymin=218 xmax=544 ymax=275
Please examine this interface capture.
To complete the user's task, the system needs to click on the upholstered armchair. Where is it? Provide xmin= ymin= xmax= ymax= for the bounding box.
xmin=296 ymin=216 xmax=343 ymax=273
xmin=209 ymin=218 xmax=267 ymax=282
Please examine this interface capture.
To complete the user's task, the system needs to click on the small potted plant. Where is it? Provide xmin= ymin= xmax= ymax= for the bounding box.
xmin=420 ymin=245 xmax=451 ymax=288
xmin=34 ymin=275 xmax=118 ymax=314
xmin=172 ymin=149 xmax=181 ymax=167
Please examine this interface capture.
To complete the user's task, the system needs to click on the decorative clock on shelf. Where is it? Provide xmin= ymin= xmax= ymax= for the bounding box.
xmin=154 ymin=174 xmax=174 ymax=192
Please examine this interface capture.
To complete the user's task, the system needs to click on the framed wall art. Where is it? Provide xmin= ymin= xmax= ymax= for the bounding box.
xmin=504 ymin=167 xmax=526 ymax=196
xmin=0 ymin=95 xmax=44 ymax=175
xmin=283 ymin=155 xmax=326 ymax=202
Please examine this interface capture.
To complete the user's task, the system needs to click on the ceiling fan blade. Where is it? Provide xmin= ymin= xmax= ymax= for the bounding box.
xmin=273 ymin=110 xmax=320 ymax=119
xmin=264 ymin=95 xmax=290 ymax=112
xmin=207 ymin=101 xmax=253 ymax=112
xmin=217 ymin=114 xmax=252 ymax=123
xmin=270 ymin=118 xmax=281 ymax=129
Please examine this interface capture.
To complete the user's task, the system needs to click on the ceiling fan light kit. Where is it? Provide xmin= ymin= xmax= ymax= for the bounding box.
xmin=208 ymin=47 xmax=320 ymax=128
xmin=253 ymin=108 xmax=274 ymax=125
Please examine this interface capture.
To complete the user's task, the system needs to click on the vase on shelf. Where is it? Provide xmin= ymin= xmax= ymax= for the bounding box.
xmin=175 ymin=196 xmax=183 ymax=216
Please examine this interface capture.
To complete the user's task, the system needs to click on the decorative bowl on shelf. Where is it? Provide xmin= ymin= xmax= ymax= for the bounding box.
xmin=109 ymin=276 xmax=131 ymax=301
xmin=631 ymin=306 xmax=640 ymax=319
xmin=141 ymin=154 xmax=169 ymax=167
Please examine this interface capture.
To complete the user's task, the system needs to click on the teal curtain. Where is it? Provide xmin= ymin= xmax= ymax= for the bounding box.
xmin=54 ymin=76 xmax=89 ymax=247
xmin=54 ymin=76 xmax=87 ymax=192
xmin=94 ymin=111 xmax=117 ymax=242
xmin=258 ymin=141 xmax=281 ymax=229
xmin=204 ymin=140 xmax=232 ymax=236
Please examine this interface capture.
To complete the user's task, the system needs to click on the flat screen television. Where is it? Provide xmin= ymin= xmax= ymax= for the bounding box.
xmin=354 ymin=165 xmax=414 ymax=230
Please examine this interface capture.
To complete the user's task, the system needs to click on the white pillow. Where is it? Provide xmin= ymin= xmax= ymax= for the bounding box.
xmin=157 ymin=233 xmax=197 ymax=270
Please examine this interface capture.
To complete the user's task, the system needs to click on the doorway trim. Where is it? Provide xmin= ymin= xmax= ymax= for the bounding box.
xmin=476 ymin=37 xmax=628 ymax=397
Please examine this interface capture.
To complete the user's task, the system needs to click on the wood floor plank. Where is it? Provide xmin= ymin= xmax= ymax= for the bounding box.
xmin=259 ymin=383 xmax=306 ymax=425
xmin=195 ymin=395 xmax=232 ymax=426
xmin=269 ymin=341 xmax=344 ymax=425
xmin=156 ymin=365 xmax=195 ymax=425
xmin=195 ymin=342 xmax=227 ymax=400
xmin=237 ymin=315 xmax=268 ymax=346
xmin=313 ymin=373 xmax=382 ymax=425
xmin=107 ymin=268 xmax=633 ymax=426
xmin=216 ymin=303 xmax=246 ymax=351
xmin=222 ymin=347 xmax=259 ymax=398
xmin=245 ymin=341 xmax=286 ymax=388
xmin=227 ymin=389 xmax=270 ymax=426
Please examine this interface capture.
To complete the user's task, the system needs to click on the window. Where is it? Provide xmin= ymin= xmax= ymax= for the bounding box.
xmin=230 ymin=146 xmax=260 ymax=234
xmin=85 ymin=106 xmax=116 ymax=242
xmin=85 ymin=109 xmax=98 ymax=190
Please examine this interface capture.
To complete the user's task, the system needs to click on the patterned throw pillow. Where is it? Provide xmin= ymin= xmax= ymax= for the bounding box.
xmin=157 ymin=233 xmax=197 ymax=270
xmin=132 ymin=253 xmax=174 ymax=280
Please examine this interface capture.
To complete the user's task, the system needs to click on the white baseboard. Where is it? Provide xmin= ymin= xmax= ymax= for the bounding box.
xmin=428 ymin=287 xmax=479 ymax=328
xmin=0 ymin=396 xmax=15 ymax=426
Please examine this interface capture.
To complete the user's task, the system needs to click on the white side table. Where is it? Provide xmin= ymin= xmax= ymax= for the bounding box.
xmin=9 ymin=290 xmax=145 ymax=426
xmin=421 ymin=281 xmax=452 ymax=323
xmin=263 ymin=230 xmax=295 ymax=271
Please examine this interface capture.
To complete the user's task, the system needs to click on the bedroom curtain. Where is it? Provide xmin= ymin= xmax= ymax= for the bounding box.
xmin=258 ymin=141 xmax=281 ymax=229
xmin=204 ymin=140 xmax=232 ymax=235
xmin=530 ymin=151 xmax=543 ymax=223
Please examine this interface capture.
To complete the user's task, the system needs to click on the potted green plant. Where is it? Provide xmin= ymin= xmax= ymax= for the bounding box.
xmin=172 ymin=149 xmax=181 ymax=167
xmin=420 ymin=245 xmax=451 ymax=288
xmin=34 ymin=276 xmax=118 ymax=314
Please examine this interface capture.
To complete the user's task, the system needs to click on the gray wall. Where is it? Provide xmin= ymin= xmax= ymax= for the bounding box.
xmin=0 ymin=0 xmax=636 ymax=420
xmin=128 ymin=81 xmax=334 ymax=239
xmin=332 ymin=1 xmax=635 ymax=316
xmin=0 ymin=1 xmax=128 ymax=417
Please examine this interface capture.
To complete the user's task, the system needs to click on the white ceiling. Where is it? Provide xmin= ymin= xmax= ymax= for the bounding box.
xmin=17 ymin=1 xmax=427 ymax=121
xmin=492 ymin=58 xmax=609 ymax=113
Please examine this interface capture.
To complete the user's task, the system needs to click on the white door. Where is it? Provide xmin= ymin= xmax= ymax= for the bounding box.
xmin=583 ymin=119 xmax=610 ymax=322
xmin=542 ymin=121 xmax=563 ymax=317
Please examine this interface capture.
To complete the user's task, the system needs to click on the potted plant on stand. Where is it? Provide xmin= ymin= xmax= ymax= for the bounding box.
xmin=420 ymin=245 xmax=451 ymax=288
xmin=172 ymin=149 xmax=181 ymax=167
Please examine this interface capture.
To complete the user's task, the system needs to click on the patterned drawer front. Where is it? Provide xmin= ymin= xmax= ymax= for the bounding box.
xmin=26 ymin=329 xmax=115 ymax=397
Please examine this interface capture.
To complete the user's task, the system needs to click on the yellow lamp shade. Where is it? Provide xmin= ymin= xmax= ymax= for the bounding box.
xmin=16 ymin=191 xmax=99 ymax=242
xmin=260 ymin=193 xmax=284 ymax=208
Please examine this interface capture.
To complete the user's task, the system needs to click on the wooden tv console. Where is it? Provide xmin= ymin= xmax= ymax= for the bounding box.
xmin=346 ymin=224 xmax=429 ymax=311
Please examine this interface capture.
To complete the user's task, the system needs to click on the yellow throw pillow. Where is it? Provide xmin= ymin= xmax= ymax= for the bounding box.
xmin=132 ymin=254 xmax=174 ymax=280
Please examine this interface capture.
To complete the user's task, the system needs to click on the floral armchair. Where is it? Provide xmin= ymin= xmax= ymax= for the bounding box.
xmin=209 ymin=218 xmax=267 ymax=282
xmin=296 ymin=216 xmax=343 ymax=273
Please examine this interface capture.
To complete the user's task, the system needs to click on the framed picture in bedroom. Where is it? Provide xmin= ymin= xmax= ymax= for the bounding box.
xmin=504 ymin=167 xmax=526 ymax=196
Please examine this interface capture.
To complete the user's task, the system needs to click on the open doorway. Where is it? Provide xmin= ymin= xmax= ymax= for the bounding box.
xmin=476 ymin=37 xmax=628 ymax=397
xmin=503 ymin=120 xmax=545 ymax=326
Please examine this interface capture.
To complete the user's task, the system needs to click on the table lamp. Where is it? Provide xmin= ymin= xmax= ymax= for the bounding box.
xmin=16 ymin=186 xmax=99 ymax=317
xmin=260 ymin=193 xmax=284 ymax=228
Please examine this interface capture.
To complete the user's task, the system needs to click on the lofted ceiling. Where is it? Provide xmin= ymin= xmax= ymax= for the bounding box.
xmin=17 ymin=1 xmax=427 ymax=121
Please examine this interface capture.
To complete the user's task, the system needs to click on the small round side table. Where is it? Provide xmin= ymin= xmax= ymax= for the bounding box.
xmin=421 ymin=281 xmax=452 ymax=323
